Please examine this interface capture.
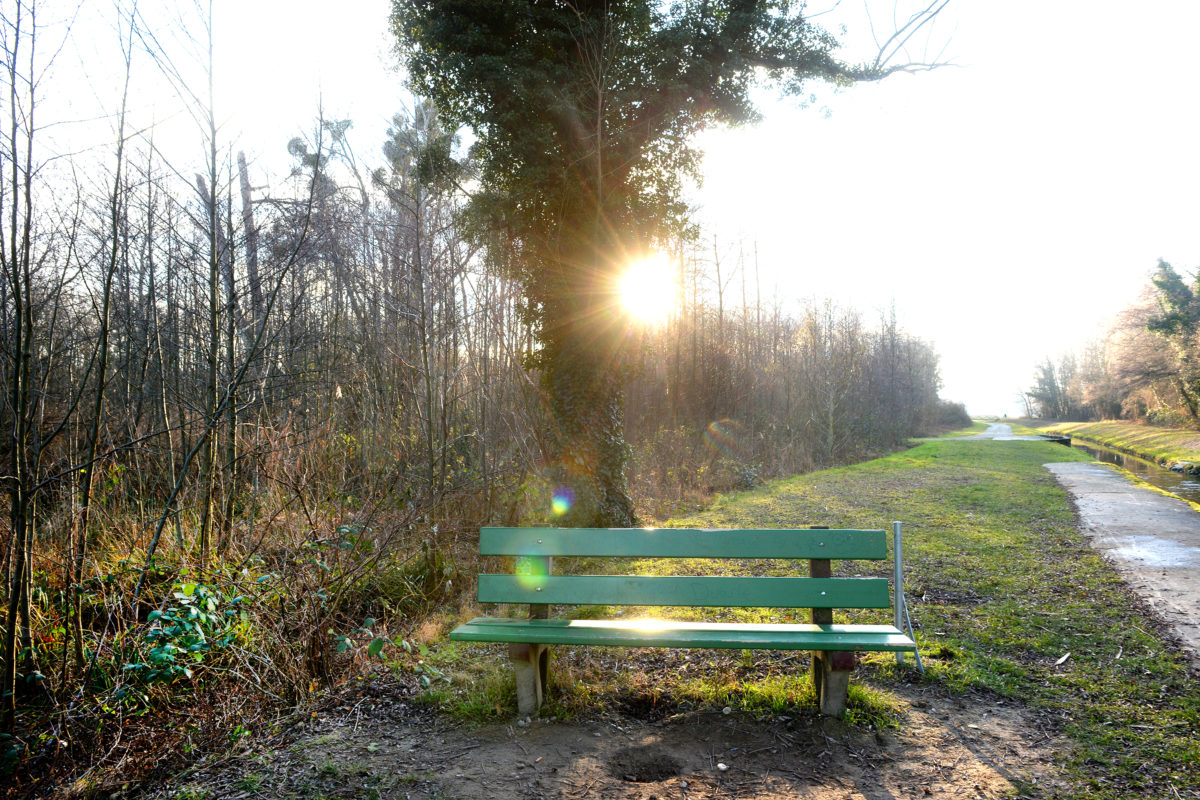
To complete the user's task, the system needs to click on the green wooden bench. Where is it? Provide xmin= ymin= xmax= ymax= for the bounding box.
xmin=450 ymin=525 xmax=918 ymax=718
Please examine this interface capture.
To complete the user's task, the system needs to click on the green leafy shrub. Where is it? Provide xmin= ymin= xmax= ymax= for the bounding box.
xmin=119 ymin=582 xmax=244 ymax=694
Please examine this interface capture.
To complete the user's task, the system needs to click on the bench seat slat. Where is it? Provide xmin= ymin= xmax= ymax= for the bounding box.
xmin=479 ymin=527 xmax=886 ymax=559
xmin=478 ymin=574 xmax=890 ymax=608
xmin=450 ymin=618 xmax=916 ymax=652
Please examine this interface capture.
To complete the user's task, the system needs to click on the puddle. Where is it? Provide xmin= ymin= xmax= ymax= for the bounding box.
xmin=1072 ymin=440 xmax=1200 ymax=504
xmin=1108 ymin=535 xmax=1200 ymax=568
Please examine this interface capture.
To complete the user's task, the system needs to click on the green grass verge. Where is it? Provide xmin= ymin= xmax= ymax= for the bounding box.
xmin=949 ymin=420 xmax=990 ymax=435
xmin=427 ymin=437 xmax=1199 ymax=798
xmin=1040 ymin=420 xmax=1200 ymax=468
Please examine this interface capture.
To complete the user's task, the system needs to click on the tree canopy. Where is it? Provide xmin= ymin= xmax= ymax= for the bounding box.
xmin=391 ymin=0 xmax=935 ymax=525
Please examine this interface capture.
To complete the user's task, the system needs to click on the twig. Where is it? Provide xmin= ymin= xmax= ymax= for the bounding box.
xmin=568 ymin=778 xmax=598 ymax=797
xmin=743 ymin=745 xmax=777 ymax=757
xmin=437 ymin=743 xmax=484 ymax=759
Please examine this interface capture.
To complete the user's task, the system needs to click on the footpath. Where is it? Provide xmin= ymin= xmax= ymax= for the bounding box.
xmin=980 ymin=423 xmax=1200 ymax=662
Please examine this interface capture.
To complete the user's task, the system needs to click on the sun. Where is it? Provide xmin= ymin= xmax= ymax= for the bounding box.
xmin=617 ymin=254 xmax=678 ymax=325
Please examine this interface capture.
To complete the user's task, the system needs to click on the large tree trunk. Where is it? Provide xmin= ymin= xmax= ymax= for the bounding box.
xmin=542 ymin=291 xmax=635 ymax=528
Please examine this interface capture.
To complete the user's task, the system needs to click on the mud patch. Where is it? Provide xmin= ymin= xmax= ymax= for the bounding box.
xmin=609 ymin=745 xmax=681 ymax=782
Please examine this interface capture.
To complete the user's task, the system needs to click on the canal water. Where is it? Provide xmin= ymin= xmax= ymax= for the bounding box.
xmin=1072 ymin=440 xmax=1200 ymax=505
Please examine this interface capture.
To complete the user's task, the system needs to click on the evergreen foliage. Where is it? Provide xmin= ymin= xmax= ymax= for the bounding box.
xmin=391 ymin=0 xmax=902 ymax=525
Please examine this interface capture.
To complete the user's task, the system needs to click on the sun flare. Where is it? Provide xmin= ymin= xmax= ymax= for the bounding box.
xmin=617 ymin=254 xmax=678 ymax=325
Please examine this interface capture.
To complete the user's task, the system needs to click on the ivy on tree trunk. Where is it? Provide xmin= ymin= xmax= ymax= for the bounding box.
xmin=392 ymin=1 xmax=923 ymax=525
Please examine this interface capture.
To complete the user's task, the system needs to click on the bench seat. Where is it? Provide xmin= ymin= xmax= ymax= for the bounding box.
xmin=452 ymin=525 xmax=918 ymax=718
xmin=451 ymin=618 xmax=915 ymax=651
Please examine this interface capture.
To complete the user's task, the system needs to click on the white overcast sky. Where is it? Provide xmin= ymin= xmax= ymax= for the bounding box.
xmin=46 ymin=1 xmax=1200 ymax=417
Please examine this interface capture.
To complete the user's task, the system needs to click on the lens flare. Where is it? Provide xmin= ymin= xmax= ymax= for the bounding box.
xmin=551 ymin=486 xmax=574 ymax=517
xmin=515 ymin=555 xmax=549 ymax=589
xmin=703 ymin=418 xmax=745 ymax=459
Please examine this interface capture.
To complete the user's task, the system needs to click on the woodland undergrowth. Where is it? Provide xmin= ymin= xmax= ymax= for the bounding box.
xmin=0 ymin=415 xmax=976 ymax=800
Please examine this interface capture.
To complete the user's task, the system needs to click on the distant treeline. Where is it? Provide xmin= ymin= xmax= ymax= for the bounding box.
xmin=1025 ymin=259 xmax=1200 ymax=427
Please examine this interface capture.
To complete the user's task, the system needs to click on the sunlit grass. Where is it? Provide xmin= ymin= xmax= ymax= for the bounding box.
xmin=939 ymin=420 xmax=989 ymax=436
xmin=664 ymin=437 xmax=1196 ymax=800
xmin=430 ymin=437 xmax=1200 ymax=797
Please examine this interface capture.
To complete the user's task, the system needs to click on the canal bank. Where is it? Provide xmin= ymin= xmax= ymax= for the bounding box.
xmin=977 ymin=423 xmax=1200 ymax=664
xmin=1038 ymin=420 xmax=1200 ymax=476
xmin=1069 ymin=438 xmax=1200 ymax=507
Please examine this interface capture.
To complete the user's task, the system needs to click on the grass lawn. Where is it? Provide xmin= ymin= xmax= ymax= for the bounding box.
xmin=427 ymin=434 xmax=1200 ymax=799
xmin=1040 ymin=420 xmax=1200 ymax=468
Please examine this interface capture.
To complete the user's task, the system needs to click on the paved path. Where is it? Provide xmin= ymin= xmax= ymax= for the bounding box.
xmin=968 ymin=423 xmax=1200 ymax=661
xmin=965 ymin=422 xmax=1045 ymax=441
xmin=1046 ymin=461 xmax=1200 ymax=662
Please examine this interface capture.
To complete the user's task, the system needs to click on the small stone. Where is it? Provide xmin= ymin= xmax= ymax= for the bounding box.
xmin=717 ymin=763 xmax=728 ymax=771
xmin=722 ymin=706 xmax=732 ymax=715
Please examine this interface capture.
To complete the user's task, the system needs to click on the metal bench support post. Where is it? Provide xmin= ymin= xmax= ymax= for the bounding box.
xmin=894 ymin=521 xmax=905 ymax=666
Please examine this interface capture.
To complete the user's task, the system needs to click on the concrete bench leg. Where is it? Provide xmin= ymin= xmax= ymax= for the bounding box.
xmin=509 ymin=643 xmax=548 ymax=715
xmin=811 ymin=650 xmax=855 ymax=718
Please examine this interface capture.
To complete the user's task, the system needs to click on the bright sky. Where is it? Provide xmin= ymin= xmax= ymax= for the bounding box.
xmin=46 ymin=1 xmax=1200 ymax=417
xmin=695 ymin=3 xmax=1200 ymax=416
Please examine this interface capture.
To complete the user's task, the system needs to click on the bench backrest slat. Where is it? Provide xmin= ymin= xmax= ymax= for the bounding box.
xmin=479 ymin=527 xmax=886 ymax=560
xmin=478 ymin=574 xmax=891 ymax=609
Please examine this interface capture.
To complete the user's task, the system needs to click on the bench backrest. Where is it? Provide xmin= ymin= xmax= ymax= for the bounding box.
xmin=477 ymin=527 xmax=892 ymax=611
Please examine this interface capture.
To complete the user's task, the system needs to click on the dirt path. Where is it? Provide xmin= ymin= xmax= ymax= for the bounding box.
xmin=157 ymin=675 xmax=1065 ymax=800
xmin=1046 ymin=461 xmax=1200 ymax=663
